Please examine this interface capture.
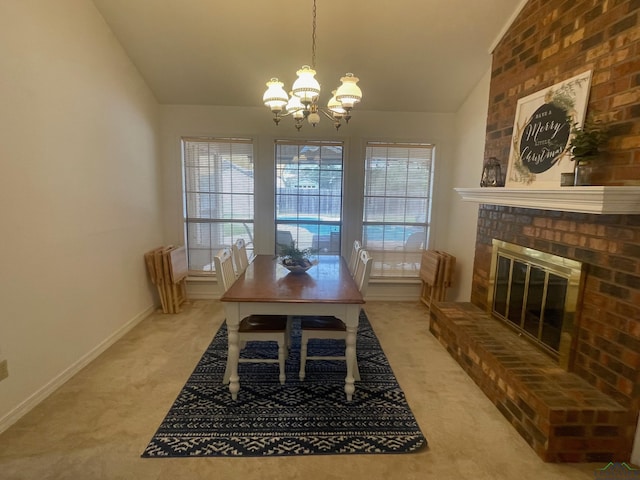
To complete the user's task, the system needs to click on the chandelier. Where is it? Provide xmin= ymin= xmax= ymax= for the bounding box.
xmin=262 ymin=0 xmax=363 ymax=131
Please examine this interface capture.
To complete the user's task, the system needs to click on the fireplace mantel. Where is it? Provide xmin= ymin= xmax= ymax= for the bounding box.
xmin=455 ymin=186 xmax=640 ymax=214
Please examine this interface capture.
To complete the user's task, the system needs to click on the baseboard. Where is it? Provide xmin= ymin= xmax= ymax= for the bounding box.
xmin=188 ymin=292 xmax=218 ymax=300
xmin=365 ymin=294 xmax=420 ymax=302
xmin=0 ymin=304 xmax=155 ymax=435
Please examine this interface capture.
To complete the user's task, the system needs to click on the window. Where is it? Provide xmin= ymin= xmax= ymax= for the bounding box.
xmin=182 ymin=137 xmax=254 ymax=274
xmin=362 ymin=142 xmax=433 ymax=278
xmin=275 ymin=140 xmax=343 ymax=255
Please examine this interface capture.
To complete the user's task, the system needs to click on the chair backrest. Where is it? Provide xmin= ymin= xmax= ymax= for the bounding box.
xmin=232 ymin=238 xmax=249 ymax=274
xmin=347 ymin=240 xmax=362 ymax=276
xmin=213 ymin=247 xmax=237 ymax=294
xmin=405 ymin=231 xmax=425 ymax=251
xmin=353 ymin=249 xmax=373 ymax=297
xmin=276 ymin=230 xmax=294 ymax=252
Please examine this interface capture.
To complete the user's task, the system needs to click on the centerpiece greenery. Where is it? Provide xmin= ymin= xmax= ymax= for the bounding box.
xmin=277 ymin=240 xmax=317 ymax=272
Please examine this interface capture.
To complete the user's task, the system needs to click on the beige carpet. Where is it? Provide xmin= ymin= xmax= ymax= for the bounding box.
xmin=0 ymin=300 xmax=600 ymax=479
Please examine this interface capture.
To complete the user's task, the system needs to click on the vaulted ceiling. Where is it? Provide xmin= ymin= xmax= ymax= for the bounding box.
xmin=91 ymin=0 xmax=524 ymax=113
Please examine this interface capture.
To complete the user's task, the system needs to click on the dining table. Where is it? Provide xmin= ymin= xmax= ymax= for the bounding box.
xmin=220 ymin=254 xmax=365 ymax=401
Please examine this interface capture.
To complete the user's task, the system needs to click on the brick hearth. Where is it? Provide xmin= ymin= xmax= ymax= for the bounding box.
xmin=429 ymin=302 xmax=631 ymax=462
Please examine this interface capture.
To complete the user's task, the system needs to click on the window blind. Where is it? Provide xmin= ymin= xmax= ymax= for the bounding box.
xmin=275 ymin=140 xmax=344 ymax=255
xmin=362 ymin=142 xmax=433 ymax=278
xmin=182 ymin=137 xmax=254 ymax=274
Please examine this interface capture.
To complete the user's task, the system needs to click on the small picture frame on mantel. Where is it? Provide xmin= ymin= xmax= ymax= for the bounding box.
xmin=560 ymin=171 xmax=575 ymax=186
xmin=505 ymin=70 xmax=592 ymax=189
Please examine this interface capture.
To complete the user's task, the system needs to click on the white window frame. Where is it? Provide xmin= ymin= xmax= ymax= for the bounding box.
xmin=274 ymin=140 xmax=344 ymax=256
xmin=182 ymin=137 xmax=254 ymax=275
xmin=362 ymin=141 xmax=434 ymax=278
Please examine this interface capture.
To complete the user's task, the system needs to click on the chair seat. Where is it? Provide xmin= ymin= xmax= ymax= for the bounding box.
xmin=298 ymin=249 xmax=372 ymax=382
xmin=215 ymin=247 xmax=290 ymax=392
xmin=300 ymin=316 xmax=346 ymax=331
xmin=240 ymin=315 xmax=288 ymax=332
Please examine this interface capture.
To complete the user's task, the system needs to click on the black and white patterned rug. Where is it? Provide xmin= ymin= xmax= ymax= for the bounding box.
xmin=141 ymin=311 xmax=427 ymax=457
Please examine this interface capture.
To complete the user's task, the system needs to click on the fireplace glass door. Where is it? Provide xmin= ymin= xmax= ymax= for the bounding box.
xmin=488 ymin=240 xmax=582 ymax=363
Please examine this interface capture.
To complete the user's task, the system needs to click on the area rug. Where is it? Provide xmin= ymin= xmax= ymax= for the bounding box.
xmin=141 ymin=311 xmax=427 ymax=457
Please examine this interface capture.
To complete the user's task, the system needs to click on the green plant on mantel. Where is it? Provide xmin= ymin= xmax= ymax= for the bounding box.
xmin=569 ymin=116 xmax=609 ymax=165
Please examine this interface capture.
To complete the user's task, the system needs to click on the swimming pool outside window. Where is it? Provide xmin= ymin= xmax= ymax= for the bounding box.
xmin=275 ymin=140 xmax=344 ymax=255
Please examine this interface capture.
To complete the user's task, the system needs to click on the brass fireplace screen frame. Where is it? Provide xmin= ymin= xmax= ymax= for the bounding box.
xmin=487 ymin=240 xmax=583 ymax=369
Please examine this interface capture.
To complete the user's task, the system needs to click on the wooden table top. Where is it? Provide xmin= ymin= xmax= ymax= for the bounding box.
xmin=221 ymin=255 xmax=364 ymax=304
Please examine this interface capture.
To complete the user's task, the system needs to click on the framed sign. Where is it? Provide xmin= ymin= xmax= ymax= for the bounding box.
xmin=505 ymin=71 xmax=592 ymax=188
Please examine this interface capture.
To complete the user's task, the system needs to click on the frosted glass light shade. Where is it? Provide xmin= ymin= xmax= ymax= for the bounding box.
xmin=263 ymin=78 xmax=289 ymax=112
xmin=327 ymin=90 xmax=345 ymax=117
xmin=292 ymin=66 xmax=321 ymax=104
xmin=286 ymin=94 xmax=304 ymax=115
xmin=335 ymin=73 xmax=362 ymax=109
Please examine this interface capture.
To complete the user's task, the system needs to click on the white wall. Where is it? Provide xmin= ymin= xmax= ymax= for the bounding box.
xmin=159 ymin=105 xmax=457 ymax=300
xmin=0 ymin=0 xmax=162 ymax=432
xmin=445 ymin=69 xmax=492 ymax=301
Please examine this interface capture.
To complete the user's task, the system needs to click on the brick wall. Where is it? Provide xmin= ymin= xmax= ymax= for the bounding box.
xmin=486 ymin=0 xmax=640 ymax=182
xmin=472 ymin=0 xmax=640 ymax=447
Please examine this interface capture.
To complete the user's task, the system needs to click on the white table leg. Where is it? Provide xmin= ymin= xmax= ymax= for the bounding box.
xmin=343 ymin=305 xmax=360 ymax=401
xmin=344 ymin=324 xmax=357 ymax=401
xmin=224 ymin=304 xmax=241 ymax=400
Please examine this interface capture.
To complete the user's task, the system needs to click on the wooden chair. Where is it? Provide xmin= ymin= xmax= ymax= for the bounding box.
xmin=276 ymin=230 xmax=294 ymax=252
xmin=213 ymin=247 xmax=289 ymax=386
xmin=298 ymin=249 xmax=373 ymax=381
xmin=232 ymin=238 xmax=250 ymax=275
xmin=347 ymin=239 xmax=362 ymax=276
xmin=419 ymin=250 xmax=441 ymax=312
xmin=419 ymin=250 xmax=455 ymax=310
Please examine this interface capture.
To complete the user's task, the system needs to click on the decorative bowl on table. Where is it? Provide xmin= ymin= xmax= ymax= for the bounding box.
xmin=277 ymin=240 xmax=318 ymax=274
xmin=280 ymin=258 xmax=318 ymax=274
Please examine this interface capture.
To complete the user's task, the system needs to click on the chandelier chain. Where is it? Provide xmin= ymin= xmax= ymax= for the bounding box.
xmin=311 ymin=0 xmax=317 ymax=69
xmin=261 ymin=0 xmax=362 ymax=130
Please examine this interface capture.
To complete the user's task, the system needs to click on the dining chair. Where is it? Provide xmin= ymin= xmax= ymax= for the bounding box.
xmin=347 ymin=239 xmax=362 ymax=277
xmin=213 ymin=247 xmax=289 ymax=386
xmin=298 ymin=248 xmax=373 ymax=381
xmin=276 ymin=230 xmax=294 ymax=251
xmin=232 ymin=238 xmax=250 ymax=275
xmin=382 ymin=230 xmax=425 ymax=273
xmin=401 ymin=231 xmax=425 ymax=270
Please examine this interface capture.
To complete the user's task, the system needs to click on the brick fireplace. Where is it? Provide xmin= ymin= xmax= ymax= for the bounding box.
xmin=430 ymin=206 xmax=640 ymax=461
xmin=487 ymin=239 xmax=583 ymax=368
xmin=431 ymin=0 xmax=640 ymax=463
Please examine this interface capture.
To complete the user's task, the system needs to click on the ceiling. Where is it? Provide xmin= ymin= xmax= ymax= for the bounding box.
xmin=91 ymin=0 xmax=523 ymax=113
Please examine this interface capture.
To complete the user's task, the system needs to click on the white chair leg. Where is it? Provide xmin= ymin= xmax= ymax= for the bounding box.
xmin=222 ymin=358 xmax=231 ymax=384
xmin=286 ymin=316 xmax=293 ymax=350
xmin=299 ymin=334 xmax=308 ymax=381
xmin=278 ymin=340 xmax=286 ymax=385
xmin=353 ymin=356 xmax=361 ymax=381
xmin=225 ymin=337 xmax=245 ymax=384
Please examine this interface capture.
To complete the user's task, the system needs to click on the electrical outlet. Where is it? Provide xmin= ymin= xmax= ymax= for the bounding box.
xmin=0 ymin=359 xmax=8 ymax=382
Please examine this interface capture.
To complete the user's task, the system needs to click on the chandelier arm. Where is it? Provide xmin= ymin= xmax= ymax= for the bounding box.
xmin=274 ymin=109 xmax=306 ymax=120
xmin=318 ymin=108 xmax=337 ymax=121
